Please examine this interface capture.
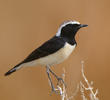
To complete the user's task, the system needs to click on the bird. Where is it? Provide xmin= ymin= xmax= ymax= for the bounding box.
xmin=5 ymin=20 xmax=88 ymax=92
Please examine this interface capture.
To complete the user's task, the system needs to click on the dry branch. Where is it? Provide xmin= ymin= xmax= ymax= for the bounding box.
xmin=48 ymin=61 xmax=100 ymax=100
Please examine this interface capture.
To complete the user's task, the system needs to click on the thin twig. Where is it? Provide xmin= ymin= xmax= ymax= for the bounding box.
xmin=80 ymin=61 xmax=99 ymax=100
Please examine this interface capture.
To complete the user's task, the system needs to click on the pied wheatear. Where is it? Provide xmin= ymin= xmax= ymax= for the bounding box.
xmin=5 ymin=20 xmax=88 ymax=92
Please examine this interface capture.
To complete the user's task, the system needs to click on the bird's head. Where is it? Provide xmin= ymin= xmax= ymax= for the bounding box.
xmin=56 ymin=20 xmax=88 ymax=39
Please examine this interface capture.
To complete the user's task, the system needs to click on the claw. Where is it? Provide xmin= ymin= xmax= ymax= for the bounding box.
xmin=57 ymin=77 xmax=67 ymax=88
xmin=50 ymin=88 xmax=60 ymax=95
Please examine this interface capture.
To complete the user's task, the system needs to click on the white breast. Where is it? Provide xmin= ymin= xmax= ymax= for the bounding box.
xmin=23 ymin=43 xmax=76 ymax=67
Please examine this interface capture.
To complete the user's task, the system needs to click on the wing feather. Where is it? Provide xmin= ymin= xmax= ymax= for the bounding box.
xmin=22 ymin=36 xmax=65 ymax=63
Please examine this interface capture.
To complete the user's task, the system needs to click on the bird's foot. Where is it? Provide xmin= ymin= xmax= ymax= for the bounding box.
xmin=57 ymin=77 xmax=66 ymax=88
xmin=49 ymin=87 xmax=60 ymax=95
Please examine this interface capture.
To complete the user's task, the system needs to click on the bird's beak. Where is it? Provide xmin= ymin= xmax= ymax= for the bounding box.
xmin=80 ymin=24 xmax=88 ymax=28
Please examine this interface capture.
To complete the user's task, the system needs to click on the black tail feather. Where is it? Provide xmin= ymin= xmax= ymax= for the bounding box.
xmin=4 ymin=62 xmax=23 ymax=76
xmin=5 ymin=68 xmax=16 ymax=76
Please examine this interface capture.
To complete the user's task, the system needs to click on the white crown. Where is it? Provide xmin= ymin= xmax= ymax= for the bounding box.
xmin=56 ymin=21 xmax=80 ymax=37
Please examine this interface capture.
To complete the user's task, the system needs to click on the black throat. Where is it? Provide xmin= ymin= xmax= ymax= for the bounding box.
xmin=64 ymin=37 xmax=77 ymax=45
xmin=60 ymin=30 xmax=78 ymax=45
xmin=57 ymin=35 xmax=76 ymax=46
xmin=60 ymin=30 xmax=77 ymax=45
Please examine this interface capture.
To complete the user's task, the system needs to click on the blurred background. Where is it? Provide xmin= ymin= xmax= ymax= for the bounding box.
xmin=0 ymin=0 xmax=110 ymax=100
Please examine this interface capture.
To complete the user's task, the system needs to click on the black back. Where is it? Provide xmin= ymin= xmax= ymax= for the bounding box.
xmin=22 ymin=36 xmax=67 ymax=63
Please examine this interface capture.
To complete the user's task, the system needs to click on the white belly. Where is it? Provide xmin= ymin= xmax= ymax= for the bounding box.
xmin=23 ymin=43 xmax=76 ymax=67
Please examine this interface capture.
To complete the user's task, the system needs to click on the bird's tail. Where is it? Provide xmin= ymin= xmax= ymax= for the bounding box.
xmin=5 ymin=62 xmax=23 ymax=76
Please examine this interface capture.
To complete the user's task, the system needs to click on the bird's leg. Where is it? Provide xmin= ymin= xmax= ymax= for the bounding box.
xmin=49 ymin=68 xmax=66 ymax=87
xmin=46 ymin=66 xmax=57 ymax=93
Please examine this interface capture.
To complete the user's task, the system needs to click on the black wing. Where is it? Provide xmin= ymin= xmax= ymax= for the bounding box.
xmin=22 ymin=36 xmax=66 ymax=63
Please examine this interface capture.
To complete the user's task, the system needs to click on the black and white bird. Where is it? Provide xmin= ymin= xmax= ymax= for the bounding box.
xmin=5 ymin=20 xmax=88 ymax=92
